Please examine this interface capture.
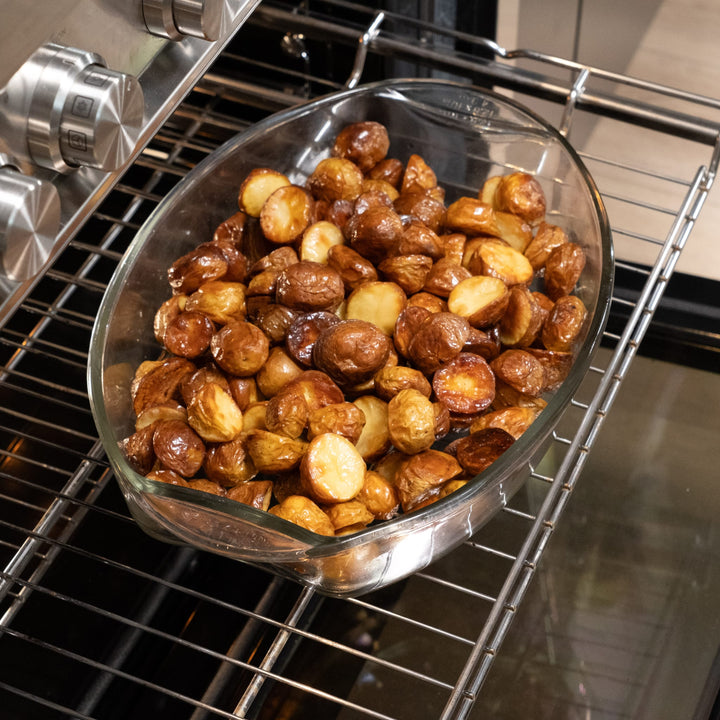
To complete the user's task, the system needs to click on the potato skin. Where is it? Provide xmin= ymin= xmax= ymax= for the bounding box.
xmin=408 ymin=311 xmax=470 ymax=375
xmin=132 ymin=357 xmax=196 ymax=415
xmin=541 ymin=295 xmax=588 ymax=352
xmin=490 ymin=349 xmax=547 ymax=397
xmin=394 ymin=449 xmax=463 ymax=512
xmin=211 ymin=320 xmax=270 ymax=377
xmin=346 ymin=206 xmax=404 ymax=264
xmin=276 ymin=261 xmax=345 ymax=313
xmin=326 ymin=244 xmax=379 ymax=292
xmin=447 ymin=427 xmax=515 ymax=475
xmin=494 ymin=172 xmax=546 ymax=225
xmin=307 ymin=157 xmax=365 ymax=202
xmin=374 ymin=365 xmax=432 ymax=401
xmin=432 ymin=352 xmax=496 ymax=415
xmin=332 ymin=121 xmax=390 ymax=172
xmin=313 ymin=319 xmax=392 ymax=386
xmin=163 ymin=311 xmax=214 ymax=358
xmin=285 ymin=311 xmax=341 ymax=367
xmin=300 ymin=433 xmax=366 ymax=504
xmin=544 ymin=241 xmax=586 ymax=300
xmin=168 ymin=243 xmax=228 ymax=295
xmin=269 ymin=495 xmax=335 ymax=535
xmin=152 ymin=420 xmax=206 ymax=477
xmin=387 ymin=388 xmax=436 ymax=455
xmin=307 ymin=402 xmax=366 ymax=444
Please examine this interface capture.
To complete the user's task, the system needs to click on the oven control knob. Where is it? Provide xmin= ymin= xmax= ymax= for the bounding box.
xmin=0 ymin=164 xmax=61 ymax=282
xmin=26 ymin=44 xmax=144 ymax=174
xmin=143 ymin=0 xmax=231 ymax=41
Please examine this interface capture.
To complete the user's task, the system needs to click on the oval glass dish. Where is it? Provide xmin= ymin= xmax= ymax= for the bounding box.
xmin=88 ymin=79 xmax=613 ymax=598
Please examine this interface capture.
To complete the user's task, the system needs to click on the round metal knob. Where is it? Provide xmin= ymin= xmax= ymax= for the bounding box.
xmin=143 ymin=0 xmax=230 ymax=41
xmin=0 ymin=166 xmax=60 ymax=282
xmin=26 ymin=44 xmax=144 ymax=174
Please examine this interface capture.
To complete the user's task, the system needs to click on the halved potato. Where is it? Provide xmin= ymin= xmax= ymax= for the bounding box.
xmin=524 ymin=221 xmax=568 ymax=271
xmin=447 ymin=427 xmax=515 ymax=475
xmin=307 ymin=157 xmax=365 ymax=202
xmin=469 ymin=406 xmax=540 ymax=440
xmin=499 ymin=285 xmax=544 ymax=347
xmin=374 ymin=365 xmax=432 ymax=401
xmin=265 ymin=389 xmax=308 ymax=439
xmin=494 ymin=172 xmax=546 ymax=226
xmin=494 ymin=211 xmax=532 ymax=253
xmin=394 ymin=449 xmax=463 ymax=512
xmin=269 ymin=495 xmax=335 ymax=535
xmin=468 ymin=238 xmax=534 ymax=286
xmin=352 ymin=395 xmax=390 ymax=461
xmin=187 ymin=382 xmax=244 ymax=443
xmin=300 ymin=433 xmax=366 ymax=504
xmin=378 ymin=254 xmax=433 ymax=294
xmin=238 ymin=168 xmax=291 ymax=217
xmin=432 ymin=352 xmax=496 ymax=415
xmin=226 ymin=480 xmax=273 ymax=511
xmin=307 ymin=402 xmax=366 ymax=443
xmin=345 ymin=281 xmax=407 ymax=336
xmin=544 ymin=241 xmax=587 ymax=300
xmin=447 ymin=275 xmax=509 ymax=328
xmin=325 ymin=501 xmax=375 ymax=532
xmin=260 ymin=185 xmax=314 ymax=245
xmin=204 ymin=436 xmax=257 ymax=487
xmin=445 ymin=197 xmax=499 ymax=236
xmin=299 ymin=221 xmax=345 ymax=264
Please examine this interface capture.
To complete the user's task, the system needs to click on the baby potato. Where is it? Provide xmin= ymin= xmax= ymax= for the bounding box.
xmin=378 ymin=254 xmax=433 ymax=294
xmin=146 ymin=468 xmax=189 ymax=487
xmin=393 ymin=191 xmax=446 ymax=233
xmin=479 ymin=175 xmax=502 ymax=206
xmin=541 ymin=294 xmax=588 ymax=352
xmin=423 ymin=258 xmax=472 ymax=298
xmin=401 ymin=153 xmax=438 ymax=194
xmin=285 ymin=311 xmax=341 ymax=367
xmin=238 ymin=167 xmax=291 ymax=217
xmin=242 ymin=401 xmax=268 ymax=431
xmin=260 ymin=185 xmax=314 ymax=245
xmin=269 ymin=495 xmax=335 ymax=536
xmin=213 ymin=210 xmax=248 ymax=247
xmin=226 ymin=480 xmax=273 ymax=511
xmin=346 ymin=205 xmax=404 ymax=263
xmin=394 ymin=449 xmax=463 ymax=512
xmin=361 ymin=178 xmax=399 ymax=202
xmin=499 ymin=285 xmax=544 ymax=348
xmin=227 ymin=376 xmax=260 ymax=411
xmin=255 ymin=346 xmax=304 ymax=398
xmin=396 ymin=219 xmax=445 ymax=260
xmin=448 ymin=427 xmax=515 ymax=475
xmin=356 ymin=470 xmax=399 ymax=520
xmin=245 ymin=428 xmax=308 ymax=473
xmin=313 ymin=319 xmax=392 ymax=386
xmin=433 ymin=401 xmax=451 ymax=439
xmin=152 ymin=419 xmax=206 ymax=477
xmin=393 ymin=305 xmax=431 ymax=358
xmin=470 ymin=405 xmax=540 ymax=440
xmin=210 ymin=239 xmax=249 ymax=283
xmin=299 ymin=220 xmax=345 ymax=264
xmin=371 ymin=450 xmax=410 ymax=484
xmin=353 ymin=395 xmax=391 ymax=461
xmin=367 ymin=157 xmax=404 ymax=187
xmin=163 ymin=311 xmax=214 ymax=358
xmin=325 ymin=500 xmax=375 ymax=533
xmin=135 ymin=402 xmax=188 ymax=432
xmin=307 ymin=157 xmax=365 ymax=202
xmin=445 ymin=197 xmax=499 ymax=236
xmin=252 ymin=303 xmax=300 ymax=345
xmin=492 ymin=380 xmax=548 ymax=412
xmin=185 ymin=280 xmax=247 ymax=326
xmin=283 ymin=370 xmax=345 ymax=412
xmin=441 ymin=233 xmax=467 ymax=266
xmin=353 ymin=188 xmax=394 ymax=216
xmin=387 ymin=388 xmax=436 ymax=455
xmin=345 ymin=281 xmax=407 ymax=336
xmin=246 ymin=269 xmax=280 ymax=298
xmin=406 ymin=291 xmax=447 ymax=314
xmin=408 ymin=311 xmax=471 ymax=375
xmin=544 ymin=241 xmax=586 ymax=300
xmin=265 ymin=388 xmax=308 ymax=439
xmin=494 ymin=211 xmax=533 ymax=253
xmin=204 ymin=436 xmax=257 ymax=487
xmin=211 ymin=320 xmax=270 ymax=377
xmin=432 ymin=352 xmax=496 ymax=415
xmin=187 ymin=382 xmax=244 ymax=443
xmin=332 ymin=121 xmax=390 ymax=172
xmin=132 ymin=357 xmax=196 ymax=415
xmin=468 ymin=238 xmax=534 ymax=286
xmin=249 ymin=245 xmax=299 ymax=276
xmin=168 ymin=243 xmax=228 ymax=295
xmin=187 ymin=479 xmax=226 ymax=497
xmin=326 ymin=244 xmax=379 ymax=292
xmin=526 ymin=348 xmax=574 ymax=391
xmin=374 ymin=365 xmax=432 ymax=401
xmin=275 ymin=260 xmax=345 ymax=313
xmin=524 ymin=221 xmax=568 ymax=271
xmin=494 ymin=172 xmax=546 ymax=226
xmin=490 ymin=349 xmax=547 ymax=397
xmin=153 ymin=295 xmax=186 ymax=344
xmin=122 ymin=425 xmax=157 ymax=475
xmin=464 ymin=326 xmax=501 ymax=361
xmin=447 ymin=275 xmax=510 ymax=328
xmin=300 ymin=433 xmax=366 ymax=504
xmin=307 ymin=402 xmax=366 ymax=444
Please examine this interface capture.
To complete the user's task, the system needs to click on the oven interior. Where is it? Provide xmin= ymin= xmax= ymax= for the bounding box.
xmin=1 ymin=1 xmax=720 ymax=718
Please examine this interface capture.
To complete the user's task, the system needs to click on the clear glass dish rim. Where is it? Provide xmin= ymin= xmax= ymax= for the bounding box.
xmin=88 ymin=77 xmax=614 ymax=554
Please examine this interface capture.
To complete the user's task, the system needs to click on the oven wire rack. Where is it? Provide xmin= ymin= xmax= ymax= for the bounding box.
xmin=1 ymin=2 xmax=719 ymax=718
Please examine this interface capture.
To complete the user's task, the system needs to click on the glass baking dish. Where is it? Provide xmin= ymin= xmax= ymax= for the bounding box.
xmin=88 ymin=79 xmax=613 ymax=597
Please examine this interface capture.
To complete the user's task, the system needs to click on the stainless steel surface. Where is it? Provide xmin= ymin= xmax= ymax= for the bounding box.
xmin=0 ymin=164 xmax=60 ymax=282
xmin=0 ymin=0 xmax=261 ymax=326
xmin=0 ymin=2 xmax=719 ymax=718
xmin=143 ymin=0 xmax=232 ymax=40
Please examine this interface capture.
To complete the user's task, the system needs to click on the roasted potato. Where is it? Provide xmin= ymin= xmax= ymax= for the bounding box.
xmin=332 ymin=121 xmax=390 ymax=172
xmin=238 ymin=168 xmax=291 ymax=217
xmin=132 ymin=357 xmax=196 ymax=415
xmin=387 ymin=388 xmax=436 ymax=455
xmin=467 ymin=238 xmax=534 ymax=286
xmin=544 ymin=241 xmax=586 ymax=300
xmin=326 ymin=244 xmax=379 ymax=292
xmin=447 ymin=275 xmax=510 ymax=328
xmin=204 ymin=436 xmax=257 ymax=486
xmin=275 ymin=261 xmax=345 ymax=312
xmin=285 ymin=311 xmax=340 ymax=367
xmin=352 ymin=395 xmax=390 ymax=461
xmin=406 ymin=291 xmax=447 ymax=314
xmin=252 ymin=303 xmax=300 ymax=345
xmin=152 ymin=419 xmax=205 ymax=477
xmin=325 ymin=500 xmax=375 ymax=532
xmin=153 ymin=295 xmax=186 ymax=345
xmin=393 ymin=305 xmax=431 ymax=358
xmin=307 ymin=401 xmax=366 ymax=443
xmin=432 ymin=352 xmax=496 ymax=415
xmin=378 ymin=254 xmax=433 ymax=294
xmin=494 ymin=172 xmax=546 ymax=226
xmin=226 ymin=480 xmax=273 ymax=510
xmin=269 ymin=494 xmax=335 ymax=535
xmin=211 ymin=320 xmax=270 ymax=377
xmin=367 ymin=157 xmax=404 ymax=187
xmin=213 ymin=210 xmax=248 ymax=246
xmin=447 ymin=427 xmax=515 ymax=475
xmin=313 ymin=319 xmax=392 ymax=386
xmin=394 ymin=449 xmax=463 ymax=512
xmin=300 ymin=433 xmax=366 ymax=504
xmin=346 ymin=205 xmax=404 ymax=263
xmin=255 ymin=346 xmax=304 ymax=398
xmin=122 ymin=425 xmax=157 ymax=475
xmin=187 ymin=382 xmax=245 ymax=442
xmin=135 ymin=402 xmax=188 ymax=432
xmin=249 ymin=245 xmax=299 ymax=276
xmin=282 ymin=370 xmax=345 ymax=412
xmin=408 ymin=311 xmax=471 ymax=374
xmin=259 ymin=185 xmax=314 ymax=245
xmin=393 ymin=191 xmax=446 ymax=233
xmin=264 ymin=388 xmax=308 ymax=439
xmin=345 ymin=281 xmax=407 ymax=336
xmin=181 ymin=365 xmax=230 ymax=406
xmin=185 ymin=281 xmax=247 ymax=326
xmin=490 ymin=349 xmax=547 ymax=397
xmin=245 ymin=428 xmax=308 ymax=473
xmin=187 ymin=479 xmax=226 ymax=497
xmin=374 ymin=365 xmax=432 ymax=401
xmin=494 ymin=211 xmax=533 ymax=253
xmin=541 ymin=295 xmax=588 ymax=352
xmin=147 ymin=468 xmax=189 ymax=487
xmin=168 ymin=243 xmax=228 ymax=295
xmin=396 ymin=219 xmax=445 ymax=260
xmin=356 ymin=469 xmax=400 ymax=520
xmin=299 ymin=220 xmax=345 ymax=264
xmin=227 ymin=376 xmax=260 ymax=411
xmin=526 ymin=348 xmax=573 ymax=391
xmin=524 ymin=221 xmax=568 ymax=270
xmin=469 ymin=405 xmax=540 ymax=440
xmin=499 ymin=285 xmax=544 ymax=348
xmin=401 ymin=153 xmax=438 ymax=194
xmin=307 ymin=157 xmax=365 ymax=203
xmin=163 ymin=311 xmax=214 ymax=358
xmin=423 ymin=258 xmax=472 ymax=298
xmin=445 ymin=197 xmax=499 ymax=236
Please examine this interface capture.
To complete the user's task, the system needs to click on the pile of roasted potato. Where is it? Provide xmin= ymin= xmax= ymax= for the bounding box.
xmin=123 ymin=120 xmax=588 ymax=536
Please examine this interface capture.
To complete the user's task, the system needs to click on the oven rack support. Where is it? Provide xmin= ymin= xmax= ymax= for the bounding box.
xmin=1 ymin=3 xmax=719 ymax=718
